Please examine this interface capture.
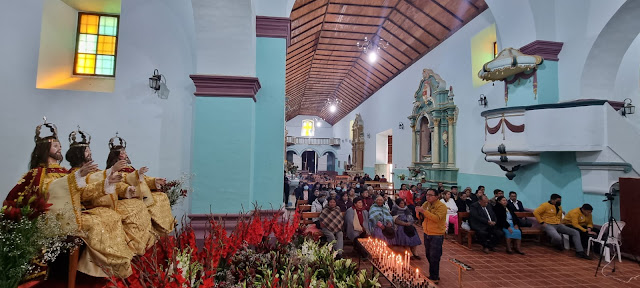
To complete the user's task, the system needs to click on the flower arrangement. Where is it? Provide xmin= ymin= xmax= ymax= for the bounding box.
xmin=408 ymin=167 xmax=422 ymax=178
xmin=397 ymin=173 xmax=406 ymax=180
xmin=286 ymin=161 xmax=299 ymax=175
xmin=0 ymin=210 xmax=82 ymax=288
xmin=107 ymin=206 xmax=380 ymax=288
xmin=161 ymin=174 xmax=193 ymax=208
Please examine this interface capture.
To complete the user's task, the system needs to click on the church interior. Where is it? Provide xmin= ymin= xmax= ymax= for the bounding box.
xmin=2 ymin=0 xmax=640 ymax=287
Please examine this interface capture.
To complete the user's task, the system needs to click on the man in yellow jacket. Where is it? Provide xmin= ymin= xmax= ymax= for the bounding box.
xmin=563 ymin=204 xmax=598 ymax=252
xmin=533 ymin=194 xmax=591 ymax=259
xmin=415 ymin=188 xmax=447 ymax=284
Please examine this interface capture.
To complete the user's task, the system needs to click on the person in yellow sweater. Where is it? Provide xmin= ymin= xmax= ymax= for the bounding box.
xmin=563 ymin=204 xmax=598 ymax=252
xmin=533 ymin=194 xmax=591 ymax=259
xmin=415 ymin=188 xmax=447 ymax=284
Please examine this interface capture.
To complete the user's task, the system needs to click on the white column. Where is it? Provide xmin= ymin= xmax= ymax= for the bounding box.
xmin=191 ymin=0 xmax=256 ymax=75
xmin=432 ymin=118 xmax=440 ymax=168
xmin=447 ymin=116 xmax=455 ymax=168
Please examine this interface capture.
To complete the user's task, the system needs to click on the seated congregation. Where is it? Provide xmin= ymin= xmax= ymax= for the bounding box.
xmin=290 ymin=176 xmax=603 ymax=283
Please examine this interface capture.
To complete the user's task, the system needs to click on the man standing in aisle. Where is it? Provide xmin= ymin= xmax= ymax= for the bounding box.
xmin=415 ymin=188 xmax=447 ymax=285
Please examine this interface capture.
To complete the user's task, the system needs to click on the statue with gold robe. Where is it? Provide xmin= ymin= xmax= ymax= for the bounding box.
xmin=47 ymin=127 xmax=134 ymax=278
xmin=1 ymin=119 xmax=71 ymax=281
xmin=104 ymin=133 xmax=175 ymax=237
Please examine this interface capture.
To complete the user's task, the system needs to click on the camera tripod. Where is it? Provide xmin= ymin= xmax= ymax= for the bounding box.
xmin=594 ymin=193 xmax=623 ymax=277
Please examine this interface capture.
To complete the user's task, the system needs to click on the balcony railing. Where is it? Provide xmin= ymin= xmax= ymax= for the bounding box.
xmin=286 ymin=136 xmax=340 ymax=146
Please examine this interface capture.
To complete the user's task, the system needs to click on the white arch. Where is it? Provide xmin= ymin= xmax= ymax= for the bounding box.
xmin=485 ymin=0 xmax=537 ymax=48
xmin=580 ymin=0 xmax=640 ymax=102
xmin=300 ymin=147 xmax=321 ymax=156
xmin=321 ymin=149 xmax=338 ymax=156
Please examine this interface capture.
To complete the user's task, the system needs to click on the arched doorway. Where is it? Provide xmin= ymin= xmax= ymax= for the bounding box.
xmin=324 ymin=151 xmax=336 ymax=172
xmin=286 ymin=150 xmax=296 ymax=163
xmin=302 ymin=150 xmax=317 ymax=173
xmin=419 ymin=117 xmax=431 ymax=161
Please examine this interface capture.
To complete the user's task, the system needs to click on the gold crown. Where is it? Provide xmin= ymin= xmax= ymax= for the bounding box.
xmin=34 ymin=117 xmax=59 ymax=143
xmin=109 ymin=132 xmax=127 ymax=151
xmin=69 ymin=126 xmax=91 ymax=147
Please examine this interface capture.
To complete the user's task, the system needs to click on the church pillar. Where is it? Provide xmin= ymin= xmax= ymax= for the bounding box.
xmin=252 ymin=16 xmax=289 ymax=207
xmin=447 ymin=116 xmax=455 ymax=168
xmin=189 ymin=0 xmax=290 ymax=215
xmin=413 ymin=128 xmax=419 ymax=162
xmin=432 ymin=118 xmax=441 ymax=168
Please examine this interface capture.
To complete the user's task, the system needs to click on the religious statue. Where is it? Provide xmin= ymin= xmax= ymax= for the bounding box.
xmin=1 ymin=118 xmax=71 ymax=281
xmin=408 ymin=69 xmax=459 ymax=186
xmin=47 ymin=127 xmax=135 ymax=278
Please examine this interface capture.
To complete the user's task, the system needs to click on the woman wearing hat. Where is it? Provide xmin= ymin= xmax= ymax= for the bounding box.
xmin=391 ymin=198 xmax=422 ymax=259
xmin=368 ymin=195 xmax=394 ymax=244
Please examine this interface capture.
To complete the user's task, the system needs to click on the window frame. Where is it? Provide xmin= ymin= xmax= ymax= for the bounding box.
xmin=301 ymin=119 xmax=315 ymax=137
xmin=72 ymin=12 xmax=120 ymax=77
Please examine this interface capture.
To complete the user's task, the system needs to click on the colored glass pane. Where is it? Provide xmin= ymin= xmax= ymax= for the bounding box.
xmin=78 ymin=34 xmax=98 ymax=54
xmin=96 ymin=55 xmax=115 ymax=75
xmin=99 ymin=16 xmax=118 ymax=36
xmin=97 ymin=36 xmax=116 ymax=55
xmin=76 ymin=54 xmax=96 ymax=74
xmin=79 ymin=14 xmax=99 ymax=34
xmin=301 ymin=120 xmax=314 ymax=136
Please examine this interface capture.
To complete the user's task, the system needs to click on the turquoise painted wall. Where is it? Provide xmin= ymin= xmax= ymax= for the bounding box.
xmin=191 ymin=97 xmax=255 ymax=214
xmin=458 ymin=152 xmax=607 ymax=224
xmin=364 ymin=167 xmax=375 ymax=178
xmin=506 ymin=61 xmax=559 ymax=107
xmin=393 ymin=168 xmax=410 ymax=189
xmin=537 ymin=61 xmax=559 ymax=104
xmin=254 ymin=37 xmax=286 ymax=209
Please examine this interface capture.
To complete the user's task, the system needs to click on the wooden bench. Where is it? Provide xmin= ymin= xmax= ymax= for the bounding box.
xmin=514 ymin=211 xmax=544 ymax=242
xmin=298 ymin=204 xmax=312 ymax=212
xmin=457 ymin=211 xmax=544 ymax=249
xmin=301 ymin=212 xmax=321 ymax=225
xmin=457 ymin=212 xmax=475 ymax=249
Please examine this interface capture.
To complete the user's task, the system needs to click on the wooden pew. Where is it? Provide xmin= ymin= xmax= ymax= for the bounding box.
xmin=301 ymin=212 xmax=321 ymax=225
xmin=457 ymin=212 xmax=474 ymax=249
xmin=514 ymin=211 xmax=544 ymax=242
xmin=457 ymin=211 xmax=544 ymax=249
xmin=298 ymin=204 xmax=312 ymax=212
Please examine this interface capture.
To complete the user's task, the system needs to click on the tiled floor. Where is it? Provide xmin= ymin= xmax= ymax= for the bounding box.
xmin=345 ymin=228 xmax=640 ymax=288
xmin=19 ymin=229 xmax=640 ymax=288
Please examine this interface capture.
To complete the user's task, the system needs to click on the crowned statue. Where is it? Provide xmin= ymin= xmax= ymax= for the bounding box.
xmin=2 ymin=120 xmax=176 ymax=282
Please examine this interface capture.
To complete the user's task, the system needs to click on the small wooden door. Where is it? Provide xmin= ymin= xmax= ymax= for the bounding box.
xmin=620 ymin=177 xmax=640 ymax=257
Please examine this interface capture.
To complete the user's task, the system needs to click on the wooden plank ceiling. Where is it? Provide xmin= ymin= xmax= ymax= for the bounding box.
xmin=286 ymin=0 xmax=488 ymax=124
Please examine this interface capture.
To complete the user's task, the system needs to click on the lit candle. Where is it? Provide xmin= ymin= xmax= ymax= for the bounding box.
xmin=416 ymin=268 xmax=419 ymax=279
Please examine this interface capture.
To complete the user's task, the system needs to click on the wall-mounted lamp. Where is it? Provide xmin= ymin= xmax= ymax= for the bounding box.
xmin=398 ymin=122 xmax=405 ymax=130
xmin=149 ymin=69 xmax=169 ymax=99
xmin=149 ymin=69 xmax=162 ymax=91
xmin=478 ymin=94 xmax=488 ymax=107
xmin=622 ymin=98 xmax=635 ymax=117
xmin=367 ymin=133 xmax=370 ymax=139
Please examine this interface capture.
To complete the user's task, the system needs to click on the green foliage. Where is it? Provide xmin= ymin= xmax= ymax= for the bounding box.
xmin=0 ymin=212 xmax=80 ymax=288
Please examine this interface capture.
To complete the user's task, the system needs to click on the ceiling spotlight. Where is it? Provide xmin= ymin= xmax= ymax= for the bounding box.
xmin=368 ymin=51 xmax=378 ymax=63
xmin=327 ymin=98 xmax=341 ymax=113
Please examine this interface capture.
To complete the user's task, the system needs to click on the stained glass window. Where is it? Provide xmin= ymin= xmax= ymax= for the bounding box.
xmin=74 ymin=13 xmax=119 ymax=76
xmin=301 ymin=120 xmax=315 ymax=137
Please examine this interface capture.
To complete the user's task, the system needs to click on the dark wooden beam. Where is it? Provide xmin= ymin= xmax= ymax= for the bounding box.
xmin=403 ymin=0 xmax=451 ymax=32
xmin=431 ymin=0 xmax=464 ymax=23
